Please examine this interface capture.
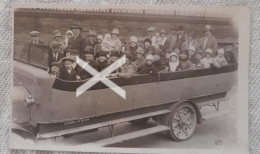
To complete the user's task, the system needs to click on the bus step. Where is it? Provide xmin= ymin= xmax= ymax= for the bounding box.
xmin=202 ymin=110 xmax=231 ymax=120
xmin=75 ymin=125 xmax=170 ymax=147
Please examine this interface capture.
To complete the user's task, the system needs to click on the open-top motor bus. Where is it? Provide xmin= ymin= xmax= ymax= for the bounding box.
xmin=12 ymin=40 xmax=237 ymax=146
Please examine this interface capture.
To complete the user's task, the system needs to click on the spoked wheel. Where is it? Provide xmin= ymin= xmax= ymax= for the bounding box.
xmin=161 ymin=102 xmax=197 ymax=141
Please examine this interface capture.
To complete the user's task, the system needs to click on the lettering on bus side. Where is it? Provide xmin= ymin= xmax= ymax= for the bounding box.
xmin=63 ymin=118 xmax=89 ymax=126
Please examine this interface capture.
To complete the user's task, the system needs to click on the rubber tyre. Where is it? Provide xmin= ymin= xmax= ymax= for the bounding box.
xmin=160 ymin=102 xmax=197 ymax=142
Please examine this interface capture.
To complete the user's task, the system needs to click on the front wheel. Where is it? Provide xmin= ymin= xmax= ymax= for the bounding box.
xmin=161 ymin=102 xmax=197 ymax=141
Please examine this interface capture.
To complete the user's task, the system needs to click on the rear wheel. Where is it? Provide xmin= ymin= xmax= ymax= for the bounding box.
xmin=160 ymin=102 xmax=197 ymax=141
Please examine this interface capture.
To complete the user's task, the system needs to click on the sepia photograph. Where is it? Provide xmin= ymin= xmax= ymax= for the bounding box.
xmin=10 ymin=4 xmax=249 ymax=154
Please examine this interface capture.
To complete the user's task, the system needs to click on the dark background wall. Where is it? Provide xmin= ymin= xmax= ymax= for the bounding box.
xmin=14 ymin=9 xmax=238 ymax=44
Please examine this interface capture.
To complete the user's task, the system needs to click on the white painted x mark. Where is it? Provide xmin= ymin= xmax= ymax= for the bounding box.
xmin=76 ymin=56 xmax=126 ymax=99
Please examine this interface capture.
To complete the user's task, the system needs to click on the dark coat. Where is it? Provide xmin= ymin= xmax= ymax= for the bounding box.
xmin=73 ymin=64 xmax=82 ymax=75
xmin=174 ymin=34 xmax=186 ymax=50
xmin=138 ymin=63 xmax=158 ymax=75
xmin=50 ymin=52 xmax=64 ymax=63
xmin=85 ymin=39 xmax=96 ymax=48
xmin=153 ymin=60 xmax=165 ymax=71
xmin=98 ymin=60 xmax=109 ymax=72
xmin=68 ymin=34 xmax=86 ymax=57
xmin=59 ymin=68 xmax=77 ymax=81
xmin=79 ymin=60 xmax=99 ymax=80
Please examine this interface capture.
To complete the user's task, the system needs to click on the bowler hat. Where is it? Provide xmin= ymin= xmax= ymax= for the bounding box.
xmin=70 ymin=22 xmax=83 ymax=31
xmin=61 ymin=57 xmax=75 ymax=63
xmin=29 ymin=31 xmax=40 ymax=36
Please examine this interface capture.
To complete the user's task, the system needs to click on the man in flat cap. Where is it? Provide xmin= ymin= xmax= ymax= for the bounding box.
xmin=29 ymin=31 xmax=45 ymax=45
xmin=49 ymin=41 xmax=64 ymax=64
xmin=68 ymin=22 xmax=86 ymax=59
xmin=85 ymin=30 xmax=97 ymax=49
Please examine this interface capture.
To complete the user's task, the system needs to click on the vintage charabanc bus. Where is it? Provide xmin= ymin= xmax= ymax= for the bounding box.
xmin=12 ymin=40 xmax=237 ymax=146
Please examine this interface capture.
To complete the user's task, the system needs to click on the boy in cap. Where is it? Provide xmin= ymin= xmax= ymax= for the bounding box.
xmin=68 ymin=22 xmax=86 ymax=58
xmin=138 ymin=54 xmax=158 ymax=75
xmin=109 ymin=50 xmax=120 ymax=64
xmin=79 ymin=46 xmax=99 ymax=80
xmin=146 ymin=45 xmax=156 ymax=55
xmin=188 ymin=46 xmax=197 ymax=64
xmin=133 ymin=47 xmax=146 ymax=71
xmin=29 ymin=31 xmax=45 ymax=45
xmin=50 ymin=41 xmax=64 ymax=63
xmin=59 ymin=57 xmax=77 ymax=81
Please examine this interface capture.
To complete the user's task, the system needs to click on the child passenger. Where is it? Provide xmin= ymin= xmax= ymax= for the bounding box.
xmin=197 ymin=48 xmax=220 ymax=68
xmin=168 ymin=52 xmax=179 ymax=72
xmin=51 ymin=62 xmax=61 ymax=76
xmin=101 ymin=34 xmax=115 ymax=54
xmin=138 ymin=54 xmax=158 ymax=75
xmin=97 ymin=51 xmax=109 ymax=71
xmin=214 ymin=49 xmax=228 ymax=67
xmin=59 ymin=57 xmax=77 ymax=81
xmin=153 ymin=49 xmax=166 ymax=72
xmin=178 ymin=50 xmax=195 ymax=71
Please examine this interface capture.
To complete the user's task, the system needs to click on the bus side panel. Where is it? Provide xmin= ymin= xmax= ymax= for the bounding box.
xmin=78 ymin=89 xmax=99 ymax=118
xmin=50 ymin=89 xmax=80 ymax=122
xmin=133 ymin=82 xmax=165 ymax=108
xmin=97 ymin=85 xmax=134 ymax=115
xmin=190 ymin=72 xmax=235 ymax=98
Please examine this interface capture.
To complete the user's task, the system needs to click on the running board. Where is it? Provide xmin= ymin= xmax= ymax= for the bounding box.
xmin=37 ymin=109 xmax=170 ymax=139
xmin=75 ymin=125 xmax=170 ymax=147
